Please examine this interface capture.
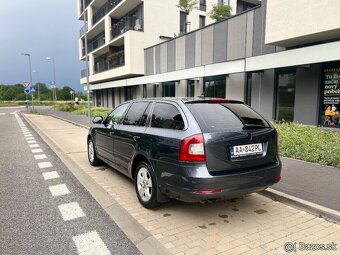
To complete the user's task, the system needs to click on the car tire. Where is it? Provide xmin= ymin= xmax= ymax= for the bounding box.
xmin=135 ymin=161 xmax=159 ymax=209
xmin=87 ymin=137 xmax=101 ymax=166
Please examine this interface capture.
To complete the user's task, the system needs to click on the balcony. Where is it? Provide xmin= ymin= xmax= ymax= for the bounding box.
xmin=92 ymin=0 xmax=123 ymax=26
xmin=79 ymin=23 xmax=88 ymax=37
xmin=111 ymin=17 xmax=143 ymax=40
xmin=80 ymin=0 xmax=92 ymax=13
xmin=94 ymin=51 xmax=125 ymax=74
xmin=87 ymin=32 xmax=105 ymax=53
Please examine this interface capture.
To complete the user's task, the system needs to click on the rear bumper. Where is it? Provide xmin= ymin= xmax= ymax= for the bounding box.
xmin=156 ymin=158 xmax=282 ymax=202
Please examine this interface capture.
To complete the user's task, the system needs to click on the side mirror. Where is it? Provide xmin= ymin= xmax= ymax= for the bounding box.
xmin=92 ymin=116 xmax=103 ymax=124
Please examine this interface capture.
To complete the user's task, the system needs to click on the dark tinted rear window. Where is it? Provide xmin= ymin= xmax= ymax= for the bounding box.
xmin=151 ymin=103 xmax=184 ymax=130
xmin=123 ymin=102 xmax=150 ymax=126
xmin=187 ymin=103 xmax=269 ymax=132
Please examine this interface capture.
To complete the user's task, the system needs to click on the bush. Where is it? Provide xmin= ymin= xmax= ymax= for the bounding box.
xmin=274 ymin=122 xmax=340 ymax=168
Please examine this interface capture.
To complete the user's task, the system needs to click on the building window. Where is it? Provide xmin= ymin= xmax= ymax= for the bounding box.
xmin=112 ymin=89 xmax=115 ymax=107
xmin=162 ymin=82 xmax=176 ymax=97
xmin=276 ymin=69 xmax=296 ymax=122
xmin=245 ymin=73 xmax=252 ymax=106
xmin=187 ymin=80 xmax=195 ymax=97
xmin=125 ymin=86 xmax=133 ymax=101
xmin=236 ymin=0 xmax=260 ymax=13
xmin=204 ymin=76 xmax=226 ymax=98
xmin=321 ymin=62 xmax=340 ymax=127
xmin=143 ymin=84 xmax=147 ymax=98
xmin=153 ymin=84 xmax=157 ymax=97
xmin=199 ymin=15 xmax=205 ymax=28
xmin=97 ymin=90 xmax=102 ymax=107
xmin=180 ymin=11 xmax=187 ymax=33
xmin=199 ymin=0 xmax=206 ymax=11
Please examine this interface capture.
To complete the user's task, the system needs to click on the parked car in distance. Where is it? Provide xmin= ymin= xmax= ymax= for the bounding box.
xmin=87 ymin=98 xmax=281 ymax=208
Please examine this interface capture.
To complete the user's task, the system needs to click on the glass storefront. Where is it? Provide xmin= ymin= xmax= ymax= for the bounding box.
xmin=162 ymin=82 xmax=175 ymax=97
xmin=321 ymin=62 xmax=340 ymax=127
xmin=204 ymin=75 xmax=226 ymax=98
xmin=276 ymin=69 xmax=296 ymax=122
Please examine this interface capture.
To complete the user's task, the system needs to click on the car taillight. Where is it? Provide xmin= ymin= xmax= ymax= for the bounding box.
xmin=179 ymin=133 xmax=206 ymax=162
xmin=208 ymin=99 xmax=228 ymax=104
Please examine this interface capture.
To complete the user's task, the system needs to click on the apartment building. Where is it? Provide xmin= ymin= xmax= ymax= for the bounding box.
xmin=86 ymin=0 xmax=340 ymax=128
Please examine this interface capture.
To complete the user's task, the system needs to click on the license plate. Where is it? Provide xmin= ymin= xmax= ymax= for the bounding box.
xmin=230 ymin=143 xmax=263 ymax=158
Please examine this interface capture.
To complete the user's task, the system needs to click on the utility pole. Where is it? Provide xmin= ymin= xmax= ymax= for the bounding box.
xmin=21 ymin=53 xmax=34 ymax=110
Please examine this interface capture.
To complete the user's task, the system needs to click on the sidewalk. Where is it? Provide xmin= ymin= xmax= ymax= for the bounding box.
xmin=23 ymin=113 xmax=340 ymax=254
xmin=40 ymin=109 xmax=340 ymax=213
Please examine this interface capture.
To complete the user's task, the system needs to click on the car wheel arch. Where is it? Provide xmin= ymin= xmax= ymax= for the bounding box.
xmin=131 ymin=154 xmax=152 ymax=180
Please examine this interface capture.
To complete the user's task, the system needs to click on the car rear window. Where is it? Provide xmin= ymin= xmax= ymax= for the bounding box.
xmin=187 ymin=103 xmax=269 ymax=132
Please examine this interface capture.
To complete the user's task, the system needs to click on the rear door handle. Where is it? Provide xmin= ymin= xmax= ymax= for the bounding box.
xmin=133 ymin=136 xmax=140 ymax=141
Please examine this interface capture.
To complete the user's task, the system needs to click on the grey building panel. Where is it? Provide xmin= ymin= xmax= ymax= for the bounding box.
xmin=167 ymin=40 xmax=176 ymax=72
xmin=195 ymin=30 xmax=202 ymax=67
xmin=227 ymin=73 xmax=245 ymax=101
xmin=176 ymin=36 xmax=186 ymax=70
xmin=201 ymin=26 xmax=214 ymax=65
xmin=145 ymin=48 xmax=154 ymax=75
xmin=251 ymin=69 xmax=275 ymax=120
xmin=252 ymin=8 xmax=263 ymax=57
xmin=294 ymin=64 xmax=321 ymax=125
xmin=155 ymin=45 xmax=161 ymax=74
xmin=213 ymin=21 xmax=228 ymax=63
xmin=246 ymin=11 xmax=254 ymax=58
xmin=185 ymin=32 xmax=196 ymax=69
xmin=227 ymin=13 xmax=247 ymax=61
xmin=160 ymin=43 xmax=168 ymax=73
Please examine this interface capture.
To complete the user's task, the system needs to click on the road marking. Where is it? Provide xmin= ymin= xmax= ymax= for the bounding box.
xmin=29 ymin=144 xmax=39 ymax=148
xmin=27 ymin=140 xmax=37 ymax=144
xmin=49 ymin=184 xmax=70 ymax=197
xmin=58 ymin=202 xmax=85 ymax=221
xmin=38 ymin=161 xmax=52 ymax=169
xmin=26 ymin=137 xmax=34 ymax=140
xmin=32 ymin=148 xmax=43 ymax=153
xmin=0 ymin=113 xmax=5 ymax=116
xmin=73 ymin=231 xmax=111 ymax=255
xmin=24 ymin=134 xmax=33 ymax=137
xmin=34 ymin=154 xmax=47 ymax=160
xmin=42 ymin=171 xmax=60 ymax=180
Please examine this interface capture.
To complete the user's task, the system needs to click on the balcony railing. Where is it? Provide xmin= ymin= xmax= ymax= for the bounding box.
xmin=94 ymin=51 xmax=125 ymax=74
xmin=111 ymin=17 xmax=143 ymax=40
xmin=87 ymin=32 xmax=105 ymax=53
xmin=81 ymin=68 xmax=89 ymax=78
xmin=92 ymin=0 xmax=123 ymax=26
xmin=79 ymin=23 xmax=88 ymax=37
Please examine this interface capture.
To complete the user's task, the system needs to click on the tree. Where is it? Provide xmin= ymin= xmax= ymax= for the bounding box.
xmin=209 ymin=4 xmax=232 ymax=22
xmin=177 ymin=0 xmax=198 ymax=14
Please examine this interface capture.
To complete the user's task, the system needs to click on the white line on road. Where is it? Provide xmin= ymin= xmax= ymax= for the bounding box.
xmin=27 ymin=140 xmax=37 ymax=144
xmin=26 ymin=137 xmax=34 ymax=140
xmin=29 ymin=144 xmax=40 ymax=148
xmin=37 ymin=161 xmax=52 ymax=169
xmin=31 ymin=148 xmax=43 ymax=153
xmin=24 ymin=134 xmax=33 ymax=137
xmin=0 ymin=113 xmax=6 ymax=116
xmin=34 ymin=154 xmax=47 ymax=160
xmin=58 ymin=202 xmax=86 ymax=221
xmin=49 ymin=184 xmax=70 ymax=197
xmin=42 ymin=171 xmax=60 ymax=180
xmin=73 ymin=231 xmax=111 ymax=255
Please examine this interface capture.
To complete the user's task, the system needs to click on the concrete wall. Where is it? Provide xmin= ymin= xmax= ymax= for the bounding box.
xmin=294 ymin=64 xmax=321 ymax=125
xmin=266 ymin=0 xmax=340 ymax=47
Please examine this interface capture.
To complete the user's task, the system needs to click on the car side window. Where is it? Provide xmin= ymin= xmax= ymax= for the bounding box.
xmin=105 ymin=103 xmax=129 ymax=125
xmin=151 ymin=103 xmax=184 ymax=130
xmin=122 ymin=102 xmax=151 ymax=126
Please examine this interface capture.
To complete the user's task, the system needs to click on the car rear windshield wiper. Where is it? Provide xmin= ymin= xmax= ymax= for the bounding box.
xmin=242 ymin=124 xmax=268 ymax=130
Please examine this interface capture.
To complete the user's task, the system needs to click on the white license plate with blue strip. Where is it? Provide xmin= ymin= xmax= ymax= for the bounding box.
xmin=230 ymin=143 xmax=263 ymax=158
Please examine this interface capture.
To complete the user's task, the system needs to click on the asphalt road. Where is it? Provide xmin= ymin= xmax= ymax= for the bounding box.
xmin=0 ymin=107 xmax=141 ymax=255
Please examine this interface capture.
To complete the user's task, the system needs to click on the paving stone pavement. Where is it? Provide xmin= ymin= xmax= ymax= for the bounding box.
xmin=25 ymin=114 xmax=340 ymax=255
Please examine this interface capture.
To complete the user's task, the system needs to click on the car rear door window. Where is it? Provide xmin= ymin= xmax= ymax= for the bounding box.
xmin=151 ymin=103 xmax=184 ymax=130
xmin=187 ymin=103 xmax=269 ymax=132
xmin=123 ymin=102 xmax=151 ymax=126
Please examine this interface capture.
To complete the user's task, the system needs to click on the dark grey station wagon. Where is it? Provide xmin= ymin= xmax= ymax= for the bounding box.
xmin=87 ymin=98 xmax=281 ymax=208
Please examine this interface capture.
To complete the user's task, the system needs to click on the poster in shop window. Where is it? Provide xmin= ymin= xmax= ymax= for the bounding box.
xmin=321 ymin=62 xmax=340 ymax=127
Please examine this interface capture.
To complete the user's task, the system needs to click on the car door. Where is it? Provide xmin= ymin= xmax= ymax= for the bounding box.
xmin=94 ymin=103 xmax=130 ymax=163
xmin=112 ymin=101 xmax=152 ymax=175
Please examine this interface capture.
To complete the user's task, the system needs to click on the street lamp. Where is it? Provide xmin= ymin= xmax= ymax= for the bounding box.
xmin=32 ymin=70 xmax=40 ymax=101
xmin=21 ymin=52 xmax=34 ymax=109
xmin=46 ymin=57 xmax=56 ymax=103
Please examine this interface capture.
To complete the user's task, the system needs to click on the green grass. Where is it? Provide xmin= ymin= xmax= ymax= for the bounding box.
xmin=54 ymin=103 xmax=111 ymax=118
xmin=274 ymin=122 xmax=340 ymax=168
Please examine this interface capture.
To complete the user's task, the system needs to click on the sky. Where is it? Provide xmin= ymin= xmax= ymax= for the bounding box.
xmin=0 ymin=0 xmax=84 ymax=92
